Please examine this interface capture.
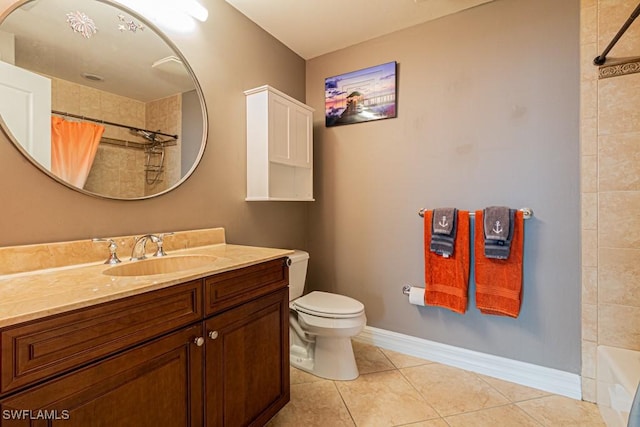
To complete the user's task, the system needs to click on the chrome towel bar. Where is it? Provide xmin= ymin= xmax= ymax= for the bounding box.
xmin=418 ymin=207 xmax=533 ymax=220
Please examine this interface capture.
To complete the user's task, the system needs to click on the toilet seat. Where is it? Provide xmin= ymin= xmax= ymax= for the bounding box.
xmin=293 ymin=291 xmax=364 ymax=319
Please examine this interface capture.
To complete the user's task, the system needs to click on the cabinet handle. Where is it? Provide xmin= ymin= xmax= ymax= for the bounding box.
xmin=208 ymin=331 xmax=219 ymax=340
xmin=194 ymin=337 xmax=205 ymax=347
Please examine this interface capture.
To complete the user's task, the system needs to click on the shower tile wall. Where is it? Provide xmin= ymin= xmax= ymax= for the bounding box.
xmin=50 ymin=76 xmax=181 ymax=198
xmin=580 ymin=0 xmax=640 ymax=402
xmin=145 ymin=94 xmax=182 ymax=196
xmin=87 ymin=144 xmax=146 ymax=198
xmin=51 ymin=76 xmax=146 ymax=197
xmin=50 ymin=76 xmax=147 ymax=145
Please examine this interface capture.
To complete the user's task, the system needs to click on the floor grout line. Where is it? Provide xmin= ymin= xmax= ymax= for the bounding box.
xmin=332 ymin=379 xmax=358 ymax=426
xmin=274 ymin=343 xmax=604 ymax=427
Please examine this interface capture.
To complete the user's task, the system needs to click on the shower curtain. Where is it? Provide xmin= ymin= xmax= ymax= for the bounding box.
xmin=50 ymin=116 xmax=104 ymax=189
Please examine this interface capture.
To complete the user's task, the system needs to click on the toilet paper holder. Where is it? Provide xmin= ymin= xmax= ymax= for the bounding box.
xmin=403 ymin=284 xmax=426 ymax=306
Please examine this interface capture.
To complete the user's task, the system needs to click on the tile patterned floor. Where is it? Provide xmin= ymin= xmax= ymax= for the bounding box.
xmin=268 ymin=341 xmax=606 ymax=427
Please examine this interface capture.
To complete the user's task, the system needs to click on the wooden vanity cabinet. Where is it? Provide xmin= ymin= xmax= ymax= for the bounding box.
xmin=0 ymin=324 xmax=204 ymax=427
xmin=0 ymin=258 xmax=290 ymax=427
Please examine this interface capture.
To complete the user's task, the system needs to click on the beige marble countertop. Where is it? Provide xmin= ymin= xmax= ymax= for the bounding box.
xmin=0 ymin=243 xmax=293 ymax=328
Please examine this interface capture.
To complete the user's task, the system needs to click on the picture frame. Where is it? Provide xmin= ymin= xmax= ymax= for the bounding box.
xmin=325 ymin=61 xmax=397 ymax=127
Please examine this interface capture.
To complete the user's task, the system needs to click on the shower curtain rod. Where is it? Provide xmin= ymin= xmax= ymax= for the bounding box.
xmin=594 ymin=2 xmax=640 ymax=65
xmin=51 ymin=110 xmax=178 ymax=140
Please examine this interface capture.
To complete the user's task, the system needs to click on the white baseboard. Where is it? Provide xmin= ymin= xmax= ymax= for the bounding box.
xmin=354 ymin=325 xmax=582 ymax=400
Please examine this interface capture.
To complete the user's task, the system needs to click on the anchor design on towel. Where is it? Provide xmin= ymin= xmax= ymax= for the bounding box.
xmin=492 ymin=221 xmax=504 ymax=234
xmin=439 ymin=216 xmax=449 ymax=228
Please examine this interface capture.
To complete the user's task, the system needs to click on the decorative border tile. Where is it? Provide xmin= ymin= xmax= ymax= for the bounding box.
xmin=599 ymin=58 xmax=640 ymax=79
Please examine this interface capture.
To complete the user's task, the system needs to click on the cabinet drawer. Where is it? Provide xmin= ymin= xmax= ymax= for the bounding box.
xmin=1 ymin=280 xmax=203 ymax=395
xmin=205 ymin=258 xmax=288 ymax=315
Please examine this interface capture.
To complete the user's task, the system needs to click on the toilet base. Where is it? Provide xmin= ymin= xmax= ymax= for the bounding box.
xmin=290 ymin=335 xmax=359 ymax=381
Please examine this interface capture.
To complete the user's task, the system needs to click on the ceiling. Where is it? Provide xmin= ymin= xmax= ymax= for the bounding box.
xmin=225 ymin=0 xmax=495 ymax=60
xmin=0 ymin=0 xmax=496 ymax=102
xmin=1 ymin=0 xmax=195 ymax=102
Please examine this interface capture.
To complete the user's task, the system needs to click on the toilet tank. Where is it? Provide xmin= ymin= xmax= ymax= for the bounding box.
xmin=287 ymin=250 xmax=309 ymax=301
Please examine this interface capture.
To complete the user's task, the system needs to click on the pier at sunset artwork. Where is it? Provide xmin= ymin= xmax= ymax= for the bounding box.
xmin=325 ymin=61 xmax=397 ymax=127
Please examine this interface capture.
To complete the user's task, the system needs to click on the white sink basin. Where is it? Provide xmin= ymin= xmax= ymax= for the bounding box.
xmin=103 ymin=255 xmax=218 ymax=277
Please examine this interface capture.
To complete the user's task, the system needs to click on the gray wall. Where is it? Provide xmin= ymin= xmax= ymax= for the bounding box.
xmin=306 ymin=0 xmax=581 ymax=373
xmin=0 ymin=0 xmax=309 ymax=251
xmin=181 ymin=89 xmax=203 ymax=178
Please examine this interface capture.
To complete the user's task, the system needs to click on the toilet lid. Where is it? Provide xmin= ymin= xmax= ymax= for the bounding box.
xmin=293 ymin=291 xmax=364 ymax=318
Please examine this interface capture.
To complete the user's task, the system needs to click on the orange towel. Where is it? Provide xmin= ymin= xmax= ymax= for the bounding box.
xmin=474 ymin=210 xmax=524 ymax=317
xmin=423 ymin=210 xmax=470 ymax=314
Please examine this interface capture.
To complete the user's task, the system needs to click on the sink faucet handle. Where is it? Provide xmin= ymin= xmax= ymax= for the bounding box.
xmin=91 ymin=238 xmax=122 ymax=265
xmin=153 ymin=232 xmax=174 ymax=257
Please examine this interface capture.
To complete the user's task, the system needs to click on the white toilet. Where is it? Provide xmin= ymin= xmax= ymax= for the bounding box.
xmin=287 ymin=250 xmax=366 ymax=380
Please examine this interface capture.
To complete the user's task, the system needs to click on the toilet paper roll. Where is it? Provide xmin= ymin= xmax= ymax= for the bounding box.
xmin=408 ymin=286 xmax=426 ymax=306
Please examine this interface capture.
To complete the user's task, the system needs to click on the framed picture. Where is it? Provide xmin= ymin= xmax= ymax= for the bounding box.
xmin=325 ymin=61 xmax=397 ymax=127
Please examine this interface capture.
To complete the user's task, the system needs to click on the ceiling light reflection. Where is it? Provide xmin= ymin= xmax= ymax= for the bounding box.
xmin=115 ymin=0 xmax=208 ymax=32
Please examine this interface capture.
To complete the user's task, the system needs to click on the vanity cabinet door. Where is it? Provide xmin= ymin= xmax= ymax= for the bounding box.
xmin=0 ymin=324 xmax=204 ymax=427
xmin=204 ymin=288 xmax=289 ymax=427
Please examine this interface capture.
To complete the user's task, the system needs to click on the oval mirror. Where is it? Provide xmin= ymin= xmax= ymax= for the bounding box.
xmin=0 ymin=0 xmax=207 ymax=200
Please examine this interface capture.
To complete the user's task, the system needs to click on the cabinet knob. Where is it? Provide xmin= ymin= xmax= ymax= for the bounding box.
xmin=208 ymin=331 xmax=219 ymax=340
xmin=194 ymin=336 xmax=205 ymax=347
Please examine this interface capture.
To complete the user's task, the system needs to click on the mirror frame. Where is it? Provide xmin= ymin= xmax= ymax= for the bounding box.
xmin=0 ymin=0 xmax=208 ymax=200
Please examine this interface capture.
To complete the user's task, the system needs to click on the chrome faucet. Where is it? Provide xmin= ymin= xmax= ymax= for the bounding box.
xmin=131 ymin=234 xmax=159 ymax=261
xmin=92 ymin=238 xmax=122 ymax=264
xmin=130 ymin=233 xmax=173 ymax=260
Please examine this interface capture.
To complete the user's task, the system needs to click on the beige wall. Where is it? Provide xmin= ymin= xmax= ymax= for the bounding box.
xmin=307 ymin=0 xmax=581 ymax=374
xmin=580 ymin=0 xmax=640 ymax=403
xmin=0 ymin=0 xmax=309 ymax=252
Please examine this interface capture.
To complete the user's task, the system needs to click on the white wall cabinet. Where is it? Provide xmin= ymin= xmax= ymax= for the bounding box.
xmin=245 ymin=85 xmax=314 ymax=201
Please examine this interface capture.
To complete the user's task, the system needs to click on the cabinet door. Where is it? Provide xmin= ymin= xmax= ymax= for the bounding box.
xmin=205 ymin=288 xmax=289 ymax=427
xmin=0 ymin=61 xmax=51 ymax=169
xmin=268 ymin=94 xmax=312 ymax=168
xmin=0 ymin=324 xmax=204 ymax=427
xmin=292 ymin=107 xmax=312 ymax=167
